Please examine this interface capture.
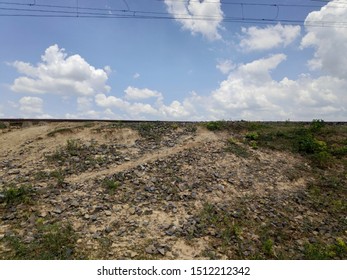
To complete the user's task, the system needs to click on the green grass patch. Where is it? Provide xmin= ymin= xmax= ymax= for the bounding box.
xmin=50 ymin=169 xmax=65 ymax=186
xmin=226 ymin=138 xmax=250 ymax=158
xmin=262 ymin=238 xmax=275 ymax=257
xmin=102 ymin=178 xmax=120 ymax=192
xmin=303 ymin=238 xmax=347 ymax=260
xmin=4 ymin=222 xmax=78 ymax=260
xmin=1 ymin=184 xmax=35 ymax=205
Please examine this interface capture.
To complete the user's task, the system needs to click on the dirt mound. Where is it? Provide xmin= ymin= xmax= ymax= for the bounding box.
xmin=0 ymin=121 xmax=346 ymax=259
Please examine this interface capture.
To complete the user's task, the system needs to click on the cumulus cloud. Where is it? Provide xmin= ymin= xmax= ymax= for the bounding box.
xmin=77 ymin=97 xmax=93 ymax=112
xmin=19 ymin=96 xmax=43 ymax=115
xmin=164 ymin=0 xmax=224 ymax=40
xmin=236 ymin=54 xmax=287 ymax=83
xmin=240 ymin=23 xmax=301 ymax=52
xmin=95 ymin=93 xmax=130 ymax=109
xmin=95 ymin=85 xmax=192 ymax=120
xmin=124 ymin=86 xmax=163 ymax=101
xmin=216 ymin=59 xmax=235 ymax=74
xmin=95 ymin=93 xmax=158 ymax=116
xmin=10 ymin=44 xmax=111 ymax=96
xmin=301 ymin=1 xmax=347 ymax=79
xmin=210 ymin=55 xmax=346 ymax=120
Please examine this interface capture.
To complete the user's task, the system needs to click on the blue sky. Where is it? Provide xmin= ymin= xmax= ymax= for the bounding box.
xmin=0 ymin=0 xmax=346 ymax=120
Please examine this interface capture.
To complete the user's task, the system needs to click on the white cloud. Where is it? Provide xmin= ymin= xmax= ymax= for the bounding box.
xmin=133 ymin=73 xmax=140 ymax=79
xmin=95 ymin=86 xmax=192 ymax=120
xmin=159 ymin=100 xmax=190 ymax=118
xmin=95 ymin=93 xmax=130 ymax=109
xmin=301 ymin=1 xmax=347 ymax=79
xmin=10 ymin=44 xmax=111 ymax=96
xmin=210 ymin=55 xmax=346 ymax=120
xmin=95 ymin=93 xmax=158 ymax=117
xmin=124 ymin=86 xmax=163 ymax=101
xmin=104 ymin=65 xmax=112 ymax=75
xmin=64 ymin=110 xmax=100 ymax=119
xmin=77 ymin=97 xmax=93 ymax=112
xmin=240 ymin=23 xmax=301 ymax=52
xmin=19 ymin=96 xmax=43 ymax=115
xmin=236 ymin=54 xmax=287 ymax=83
xmin=164 ymin=0 xmax=224 ymax=40
xmin=216 ymin=59 xmax=235 ymax=74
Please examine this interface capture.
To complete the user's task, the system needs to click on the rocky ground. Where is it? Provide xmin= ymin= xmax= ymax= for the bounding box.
xmin=0 ymin=120 xmax=346 ymax=259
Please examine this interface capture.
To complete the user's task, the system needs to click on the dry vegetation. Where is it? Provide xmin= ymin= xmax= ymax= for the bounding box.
xmin=0 ymin=120 xmax=346 ymax=260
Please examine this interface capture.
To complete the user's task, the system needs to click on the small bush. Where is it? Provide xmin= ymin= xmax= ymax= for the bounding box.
xmin=311 ymin=151 xmax=333 ymax=168
xmin=331 ymin=145 xmax=347 ymax=157
xmin=103 ymin=178 xmax=120 ymax=192
xmin=0 ymin=122 xmax=7 ymax=129
xmin=205 ymin=121 xmax=226 ymax=131
xmin=298 ymin=134 xmax=327 ymax=154
xmin=310 ymin=119 xmax=325 ymax=132
xmin=262 ymin=239 xmax=274 ymax=257
xmin=245 ymin=132 xmax=259 ymax=141
xmin=2 ymin=184 xmax=34 ymax=205
xmin=66 ymin=139 xmax=81 ymax=155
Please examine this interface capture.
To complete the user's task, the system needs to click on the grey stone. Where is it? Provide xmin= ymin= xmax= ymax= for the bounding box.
xmin=162 ymin=223 xmax=171 ymax=230
xmin=105 ymin=226 xmax=112 ymax=233
xmin=70 ymin=200 xmax=79 ymax=207
xmin=165 ymin=226 xmax=177 ymax=236
xmin=157 ymin=248 xmax=166 ymax=256
xmin=38 ymin=211 xmax=47 ymax=218
xmin=8 ymin=169 xmax=20 ymax=175
xmin=53 ymin=207 xmax=63 ymax=214
xmin=145 ymin=245 xmax=157 ymax=254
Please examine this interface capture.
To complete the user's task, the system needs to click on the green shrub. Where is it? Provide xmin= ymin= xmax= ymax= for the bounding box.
xmin=262 ymin=239 xmax=274 ymax=257
xmin=298 ymin=134 xmax=327 ymax=154
xmin=205 ymin=121 xmax=226 ymax=131
xmin=0 ymin=122 xmax=7 ymax=129
xmin=66 ymin=139 xmax=81 ymax=155
xmin=103 ymin=178 xmax=120 ymax=192
xmin=311 ymin=151 xmax=333 ymax=168
xmin=310 ymin=119 xmax=325 ymax=132
xmin=331 ymin=145 xmax=347 ymax=157
xmin=245 ymin=132 xmax=259 ymax=141
xmin=2 ymin=184 xmax=34 ymax=205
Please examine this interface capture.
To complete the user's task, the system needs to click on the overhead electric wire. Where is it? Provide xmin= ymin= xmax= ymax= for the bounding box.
xmin=0 ymin=0 xmax=346 ymax=28
xmin=159 ymin=0 xmax=347 ymax=8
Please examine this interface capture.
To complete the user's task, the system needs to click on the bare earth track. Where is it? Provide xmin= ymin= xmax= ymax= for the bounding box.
xmin=0 ymin=120 xmax=346 ymax=259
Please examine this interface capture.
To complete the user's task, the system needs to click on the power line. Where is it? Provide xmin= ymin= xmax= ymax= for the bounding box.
xmin=0 ymin=0 xmax=346 ymax=28
xmin=160 ymin=0 xmax=347 ymax=8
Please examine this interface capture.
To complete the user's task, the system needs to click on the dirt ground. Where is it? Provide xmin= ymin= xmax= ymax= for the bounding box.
xmin=0 ymin=121 xmax=346 ymax=259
